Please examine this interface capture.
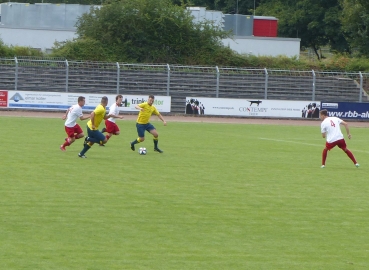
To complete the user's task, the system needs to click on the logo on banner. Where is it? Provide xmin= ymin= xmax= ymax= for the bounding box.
xmin=120 ymin=98 xmax=130 ymax=107
xmin=322 ymin=103 xmax=338 ymax=109
xmin=9 ymin=92 xmax=24 ymax=102
xmin=248 ymin=100 xmax=262 ymax=106
xmin=239 ymin=106 xmax=268 ymax=116
xmin=0 ymin=90 xmax=8 ymax=107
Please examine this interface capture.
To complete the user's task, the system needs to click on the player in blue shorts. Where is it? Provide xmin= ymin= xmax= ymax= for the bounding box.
xmin=78 ymin=96 xmax=111 ymax=158
xmin=130 ymin=95 xmax=167 ymax=153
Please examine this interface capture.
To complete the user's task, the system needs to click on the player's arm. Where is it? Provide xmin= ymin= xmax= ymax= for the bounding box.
xmin=135 ymin=103 xmax=144 ymax=111
xmin=62 ymin=107 xmax=71 ymax=120
xmin=157 ymin=113 xmax=167 ymax=126
xmin=90 ymin=111 xmax=96 ymax=129
xmin=321 ymin=125 xmax=326 ymax=138
xmin=341 ymin=121 xmax=352 ymax=139
xmin=79 ymin=114 xmax=90 ymax=121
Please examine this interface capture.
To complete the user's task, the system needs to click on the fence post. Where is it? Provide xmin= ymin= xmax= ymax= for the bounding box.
xmin=359 ymin=72 xmax=363 ymax=103
xmin=312 ymin=69 xmax=316 ymax=101
xmin=264 ymin=68 xmax=268 ymax=99
xmin=216 ymin=66 xmax=220 ymax=98
xmin=65 ymin=59 xmax=69 ymax=92
xmin=116 ymin=62 xmax=120 ymax=94
xmin=15 ymin=57 xmax=18 ymax=91
xmin=167 ymin=64 xmax=170 ymax=96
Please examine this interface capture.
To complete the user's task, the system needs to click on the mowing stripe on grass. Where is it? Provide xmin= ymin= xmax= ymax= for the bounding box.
xmin=259 ymin=137 xmax=369 ymax=154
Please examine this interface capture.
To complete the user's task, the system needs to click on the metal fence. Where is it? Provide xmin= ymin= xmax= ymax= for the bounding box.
xmin=1 ymin=57 xmax=368 ymax=113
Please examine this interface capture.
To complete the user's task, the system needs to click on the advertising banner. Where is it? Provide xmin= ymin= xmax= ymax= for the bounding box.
xmin=0 ymin=90 xmax=8 ymax=107
xmin=185 ymin=97 xmax=321 ymax=118
xmin=7 ymin=91 xmax=171 ymax=112
xmin=321 ymin=102 xmax=369 ymax=120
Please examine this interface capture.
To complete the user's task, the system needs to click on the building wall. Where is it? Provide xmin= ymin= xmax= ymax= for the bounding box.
xmin=222 ymin=36 xmax=300 ymax=58
xmin=0 ymin=27 xmax=77 ymax=51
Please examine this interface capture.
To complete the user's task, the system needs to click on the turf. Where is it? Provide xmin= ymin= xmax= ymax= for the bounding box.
xmin=1 ymin=116 xmax=368 ymax=269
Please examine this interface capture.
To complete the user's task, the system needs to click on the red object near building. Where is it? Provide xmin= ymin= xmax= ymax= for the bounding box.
xmin=253 ymin=16 xmax=278 ymax=37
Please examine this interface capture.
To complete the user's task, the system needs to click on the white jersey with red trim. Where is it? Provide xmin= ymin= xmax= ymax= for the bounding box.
xmin=107 ymin=103 xmax=120 ymax=123
xmin=321 ymin=117 xmax=344 ymax=143
xmin=65 ymin=104 xmax=83 ymax=128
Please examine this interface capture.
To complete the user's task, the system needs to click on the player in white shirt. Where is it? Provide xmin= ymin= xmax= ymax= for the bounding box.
xmin=101 ymin=95 xmax=124 ymax=144
xmin=60 ymin=96 xmax=90 ymax=151
xmin=320 ymin=109 xmax=359 ymax=168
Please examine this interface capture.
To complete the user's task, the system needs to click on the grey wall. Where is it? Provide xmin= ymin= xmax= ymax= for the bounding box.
xmin=1 ymin=3 xmax=94 ymax=29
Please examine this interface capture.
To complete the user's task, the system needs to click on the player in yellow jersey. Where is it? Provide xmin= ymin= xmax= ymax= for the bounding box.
xmin=78 ymin=96 xmax=111 ymax=158
xmin=130 ymin=95 xmax=167 ymax=153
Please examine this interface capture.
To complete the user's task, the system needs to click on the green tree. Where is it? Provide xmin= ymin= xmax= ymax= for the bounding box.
xmin=341 ymin=0 xmax=369 ymax=56
xmin=257 ymin=0 xmax=348 ymax=59
xmin=54 ymin=0 xmax=229 ymax=63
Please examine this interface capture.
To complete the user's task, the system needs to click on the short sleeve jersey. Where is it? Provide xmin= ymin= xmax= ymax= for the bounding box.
xmin=136 ymin=102 xmax=159 ymax=124
xmin=65 ymin=104 xmax=83 ymax=128
xmin=107 ymin=103 xmax=119 ymax=123
xmin=321 ymin=116 xmax=344 ymax=143
xmin=87 ymin=104 xmax=106 ymax=130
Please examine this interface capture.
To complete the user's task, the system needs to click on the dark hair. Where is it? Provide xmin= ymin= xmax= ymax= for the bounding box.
xmin=78 ymin=96 xmax=85 ymax=102
xmin=149 ymin=95 xmax=155 ymax=99
xmin=320 ymin=109 xmax=328 ymax=116
xmin=116 ymin=94 xmax=123 ymax=101
xmin=101 ymin=96 xmax=108 ymax=103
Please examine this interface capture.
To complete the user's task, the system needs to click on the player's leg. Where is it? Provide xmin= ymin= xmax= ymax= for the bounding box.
xmin=148 ymin=124 xmax=163 ymax=153
xmin=105 ymin=122 xmax=119 ymax=142
xmin=322 ymin=142 xmax=334 ymax=168
xmin=60 ymin=126 xmax=75 ymax=151
xmin=130 ymin=123 xmax=145 ymax=151
xmin=338 ymin=140 xmax=359 ymax=166
xmin=74 ymin=124 xmax=84 ymax=141
xmin=321 ymin=147 xmax=328 ymax=168
xmin=79 ymin=127 xmax=95 ymax=158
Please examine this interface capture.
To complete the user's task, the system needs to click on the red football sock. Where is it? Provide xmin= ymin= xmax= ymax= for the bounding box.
xmin=62 ymin=140 xmax=70 ymax=147
xmin=106 ymin=135 xmax=111 ymax=140
xmin=345 ymin=149 xmax=357 ymax=164
xmin=322 ymin=148 xmax=328 ymax=165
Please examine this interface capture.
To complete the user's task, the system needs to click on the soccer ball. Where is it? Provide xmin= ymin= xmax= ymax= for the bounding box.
xmin=139 ymin=147 xmax=147 ymax=155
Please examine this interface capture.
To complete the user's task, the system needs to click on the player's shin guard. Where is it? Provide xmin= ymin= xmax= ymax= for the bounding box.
xmin=153 ymin=138 xmax=158 ymax=148
xmin=322 ymin=148 xmax=328 ymax=166
xmin=345 ymin=149 xmax=357 ymax=164
xmin=131 ymin=138 xmax=140 ymax=145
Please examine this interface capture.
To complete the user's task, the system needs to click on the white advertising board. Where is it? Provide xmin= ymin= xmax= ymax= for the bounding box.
xmin=7 ymin=91 xmax=171 ymax=112
xmin=185 ymin=97 xmax=321 ymax=118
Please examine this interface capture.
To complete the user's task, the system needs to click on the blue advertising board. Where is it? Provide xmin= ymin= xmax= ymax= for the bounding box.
xmin=321 ymin=102 xmax=369 ymax=120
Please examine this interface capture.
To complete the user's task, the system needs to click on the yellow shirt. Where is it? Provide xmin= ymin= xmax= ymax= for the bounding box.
xmin=136 ymin=102 xmax=159 ymax=124
xmin=87 ymin=104 xmax=106 ymax=130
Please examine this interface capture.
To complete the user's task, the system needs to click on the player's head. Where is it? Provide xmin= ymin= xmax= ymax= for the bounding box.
xmin=116 ymin=94 xmax=123 ymax=104
xmin=78 ymin=96 xmax=85 ymax=106
xmin=101 ymin=96 xmax=108 ymax=107
xmin=148 ymin=95 xmax=155 ymax=105
xmin=320 ymin=109 xmax=328 ymax=120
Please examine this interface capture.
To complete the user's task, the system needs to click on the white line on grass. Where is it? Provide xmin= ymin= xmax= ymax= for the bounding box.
xmin=259 ymin=138 xmax=369 ymax=154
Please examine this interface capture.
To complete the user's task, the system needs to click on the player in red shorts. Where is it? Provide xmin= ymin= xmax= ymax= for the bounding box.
xmin=320 ymin=109 xmax=359 ymax=168
xmin=101 ymin=94 xmax=124 ymax=144
xmin=60 ymin=96 xmax=90 ymax=151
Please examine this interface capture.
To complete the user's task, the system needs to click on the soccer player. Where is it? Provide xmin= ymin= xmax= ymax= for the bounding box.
xmin=78 ymin=96 xmax=111 ymax=158
xmin=101 ymin=94 xmax=124 ymax=144
xmin=320 ymin=109 xmax=359 ymax=168
xmin=130 ymin=95 xmax=167 ymax=153
xmin=60 ymin=96 xmax=90 ymax=151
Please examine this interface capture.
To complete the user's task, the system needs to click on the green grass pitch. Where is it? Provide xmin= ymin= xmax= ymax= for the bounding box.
xmin=1 ymin=116 xmax=369 ymax=269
